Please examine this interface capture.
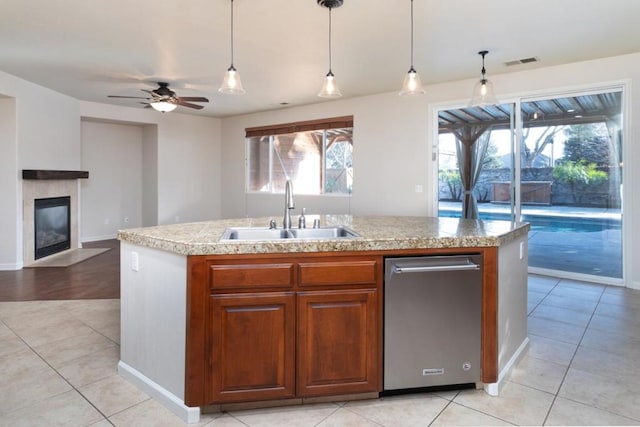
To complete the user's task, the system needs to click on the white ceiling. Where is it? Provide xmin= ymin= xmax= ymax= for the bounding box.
xmin=2 ymin=0 xmax=640 ymax=118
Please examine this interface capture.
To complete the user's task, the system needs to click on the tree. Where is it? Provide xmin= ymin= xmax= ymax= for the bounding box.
xmin=439 ymin=169 xmax=462 ymax=201
xmin=562 ymin=123 xmax=610 ymax=166
xmin=522 ymin=126 xmax=564 ymax=167
xmin=482 ymin=142 xmax=501 ymax=169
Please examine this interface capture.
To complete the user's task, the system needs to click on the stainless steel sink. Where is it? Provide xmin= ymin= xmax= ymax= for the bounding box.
xmin=290 ymin=226 xmax=360 ymax=239
xmin=220 ymin=226 xmax=360 ymax=241
xmin=220 ymin=228 xmax=294 ymax=241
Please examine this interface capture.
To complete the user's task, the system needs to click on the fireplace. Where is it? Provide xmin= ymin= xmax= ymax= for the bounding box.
xmin=22 ymin=169 xmax=88 ymax=266
xmin=34 ymin=196 xmax=71 ymax=259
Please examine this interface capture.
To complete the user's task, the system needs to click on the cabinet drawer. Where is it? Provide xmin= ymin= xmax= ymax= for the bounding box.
xmin=299 ymin=260 xmax=378 ymax=287
xmin=210 ymin=263 xmax=295 ymax=290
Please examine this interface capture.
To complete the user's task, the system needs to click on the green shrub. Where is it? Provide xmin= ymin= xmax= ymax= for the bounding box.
xmin=553 ymin=160 xmax=608 ymax=204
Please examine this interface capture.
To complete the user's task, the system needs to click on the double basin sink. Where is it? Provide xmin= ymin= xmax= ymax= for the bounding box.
xmin=220 ymin=226 xmax=360 ymax=241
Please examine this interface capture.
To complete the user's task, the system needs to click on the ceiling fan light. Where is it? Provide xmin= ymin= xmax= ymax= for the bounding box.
xmin=399 ymin=67 xmax=425 ymax=96
xmin=219 ymin=65 xmax=246 ymax=94
xmin=318 ymin=71 xmax=342 ymax=98
xmin=150 ymin=101 xmax=177 ymax=113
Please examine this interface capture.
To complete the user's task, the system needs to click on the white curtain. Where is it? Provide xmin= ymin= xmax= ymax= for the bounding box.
xmin=453 ymin=125 xmax=491 ymax=219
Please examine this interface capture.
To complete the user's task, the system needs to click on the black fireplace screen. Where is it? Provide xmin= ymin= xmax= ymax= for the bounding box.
xmin=34 ymin=196 xmax=71 ymax=259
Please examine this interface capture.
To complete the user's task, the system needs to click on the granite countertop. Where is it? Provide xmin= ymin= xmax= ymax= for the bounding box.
xmin=117 ymin=215 xmax=530 ymax=256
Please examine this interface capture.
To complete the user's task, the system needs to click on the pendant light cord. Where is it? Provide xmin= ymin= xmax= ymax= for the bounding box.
xmin=328 ymin=7 xmax=333 ymax=73
xmin=230 ymin=0 xmax=235 ymax=67
xmin=410 ymin=0 xmax=414 ymax=69
xmin=480 ymin=51 xmax=487 ymax=82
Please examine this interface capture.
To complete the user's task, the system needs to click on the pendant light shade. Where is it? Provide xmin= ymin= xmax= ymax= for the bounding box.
xmin=319 ymin=70 xmax=341 ymax=98
xmin=219 ymin=0 xmax=245 ymax=95
xmin=150 ymin=101 xmax=177 ymax=113
xmin=469 ymin=50 xmax=498 ymax=106
xmin=318 ymin=0 xmax=343 ymax=98
xmin=399 ymin=0 xmax=425 ymax=96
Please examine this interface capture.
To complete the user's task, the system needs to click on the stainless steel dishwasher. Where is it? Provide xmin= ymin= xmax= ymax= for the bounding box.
xmin=384 ymin=254 xmax=482 ymax=391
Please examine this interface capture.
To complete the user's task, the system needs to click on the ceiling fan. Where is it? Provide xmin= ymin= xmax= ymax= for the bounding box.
xmin=108 ymin=82 xmax=209 ymax=112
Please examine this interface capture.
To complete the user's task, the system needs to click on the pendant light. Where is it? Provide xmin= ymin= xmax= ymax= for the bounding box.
xmin=219 ymin=0 xmax=245 ymax=95
xmin=317 ymin=0 xmax=343 ymax=98
xmin=399 ymin=0 xmax=425 ymax=96
xmin=469 ymin=50 xmax=498 ymax=106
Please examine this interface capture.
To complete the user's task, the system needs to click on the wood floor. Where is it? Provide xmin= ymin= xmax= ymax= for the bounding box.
xmin=0 ymin=239 xmax=120 ymax=301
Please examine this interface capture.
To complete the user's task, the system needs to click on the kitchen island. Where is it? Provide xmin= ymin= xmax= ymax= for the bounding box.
xmin=117 ymin=215 xmax=530 ymax=423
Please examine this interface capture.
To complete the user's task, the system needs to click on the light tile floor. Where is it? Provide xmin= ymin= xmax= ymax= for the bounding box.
xmin=1 ymin=275 xmax=640 ymax=426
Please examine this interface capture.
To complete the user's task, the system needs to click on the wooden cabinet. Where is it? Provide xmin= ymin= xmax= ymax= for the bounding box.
xmin=297 ymin=289 xmax=378 ymax=396
xmin=188 ymin=253 xmax=382 ymax=405
xmin=207 ymin=292 xmax=295 ymax=403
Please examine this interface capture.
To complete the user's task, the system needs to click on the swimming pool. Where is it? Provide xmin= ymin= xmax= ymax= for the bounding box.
xmin=438 ymin=210 xmax=621 ymax=233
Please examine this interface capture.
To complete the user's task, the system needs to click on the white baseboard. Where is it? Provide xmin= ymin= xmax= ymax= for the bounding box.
xmin=0 ymin=261 xmax=23 ymax=271
xmin=81 ymin=234 xmax=118 ymax=243
xmin=118 ymin=361 xmax=201 ymax=424
xmin=484 ymin=337 xmax=530 ymax=396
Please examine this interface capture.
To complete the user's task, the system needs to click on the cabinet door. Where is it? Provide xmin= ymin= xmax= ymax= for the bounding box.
xmin=207 ymin=292 xmax=295 ymax=403
xmin=297 ymin=289 xmax=378 ymax=396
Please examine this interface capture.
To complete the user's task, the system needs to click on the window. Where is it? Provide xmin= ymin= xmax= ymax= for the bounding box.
xmin=245 ymin=116 xmax=353 ymax=195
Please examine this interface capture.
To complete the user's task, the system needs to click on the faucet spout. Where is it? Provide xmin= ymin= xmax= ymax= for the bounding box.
xmin=283 ymin=179 xmax=295 ymax=229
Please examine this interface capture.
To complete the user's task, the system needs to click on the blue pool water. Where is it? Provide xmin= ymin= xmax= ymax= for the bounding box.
xmin=438 ymin=210 xmax=621 ymax=233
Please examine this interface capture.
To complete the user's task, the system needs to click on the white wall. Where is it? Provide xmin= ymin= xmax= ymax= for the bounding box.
xmin=156 ymin=113 xmax=221 ymax=224
xmin=81 ymin=120 xmax=144 ymax=241
xmin=0 ymin=70 xmax=81 ymax=269
xmin=142 ymin=125 xmax=158 ymax=227
xmin=79 ymin=101 xmax=222 ymax=227
xmin=220 ymin=53 xmax=640 ymax=289
xmin=0 ymin=97 xmax=18 ymax=269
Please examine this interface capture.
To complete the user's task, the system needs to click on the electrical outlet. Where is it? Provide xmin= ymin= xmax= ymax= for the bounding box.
xmin=104 ymin=218 xmax=109 ymax=225
xmin=175 ymin=216 xmax=180 ymax=223
xmin=131 ymin=251 xmax=139 ymax=272
xmin=124 ymin=217 xmax=129 ymax=223
xmin=414 ymin=184 xmax=423 ymax=193
xmin=519 ymin=241 xmax=525 ymax=260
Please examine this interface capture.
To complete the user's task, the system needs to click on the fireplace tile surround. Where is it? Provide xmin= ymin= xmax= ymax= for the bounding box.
xmin=22 ymin=170 xmax=88 ymax=266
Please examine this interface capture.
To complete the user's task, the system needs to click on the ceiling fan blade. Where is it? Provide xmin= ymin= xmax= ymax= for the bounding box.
xmin=108 ymin=95 xmax=149 ymax=99
xmin=178 ymin=96 xmax=209 ymax=103
xmin=175 ymin=100 xmax=205 ymax=110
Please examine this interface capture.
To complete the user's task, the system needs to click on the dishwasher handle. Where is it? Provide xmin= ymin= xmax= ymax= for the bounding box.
xmin=391 ymin=261 xmax=480 ymax=275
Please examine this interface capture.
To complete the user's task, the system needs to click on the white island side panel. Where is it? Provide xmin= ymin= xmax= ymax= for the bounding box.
xmin=120 ymin=241 xmax=188 ymax=400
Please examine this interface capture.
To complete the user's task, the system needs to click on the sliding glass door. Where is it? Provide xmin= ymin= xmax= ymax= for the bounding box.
xmin=521 ymin=91 xmax=623 ymax=280
xmin=437 ymin=88 xmax=624 ymax=282
xmin=437 ymin=103 xmax=517 ymax=222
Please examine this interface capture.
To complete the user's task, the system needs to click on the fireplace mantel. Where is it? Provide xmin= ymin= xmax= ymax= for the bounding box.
xmin=22 ymin=170 xmax=89 ymax=180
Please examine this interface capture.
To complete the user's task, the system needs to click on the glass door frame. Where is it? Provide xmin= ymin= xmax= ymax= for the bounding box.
xmin=432 ymin=84 xmax=627 ymax=285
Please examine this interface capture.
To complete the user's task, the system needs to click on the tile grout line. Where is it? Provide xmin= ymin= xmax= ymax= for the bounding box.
xmin=2 ymin=315 xmax=116 ymax=426
xmin=427 ymin=392 xmax=461 ymax=427
xmin=539 ymin=279 xmax=606 ymax=426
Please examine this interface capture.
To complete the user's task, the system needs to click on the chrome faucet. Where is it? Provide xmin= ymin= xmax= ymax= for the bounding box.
xmin=283 ymin=179 xmax=295 ymax=229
